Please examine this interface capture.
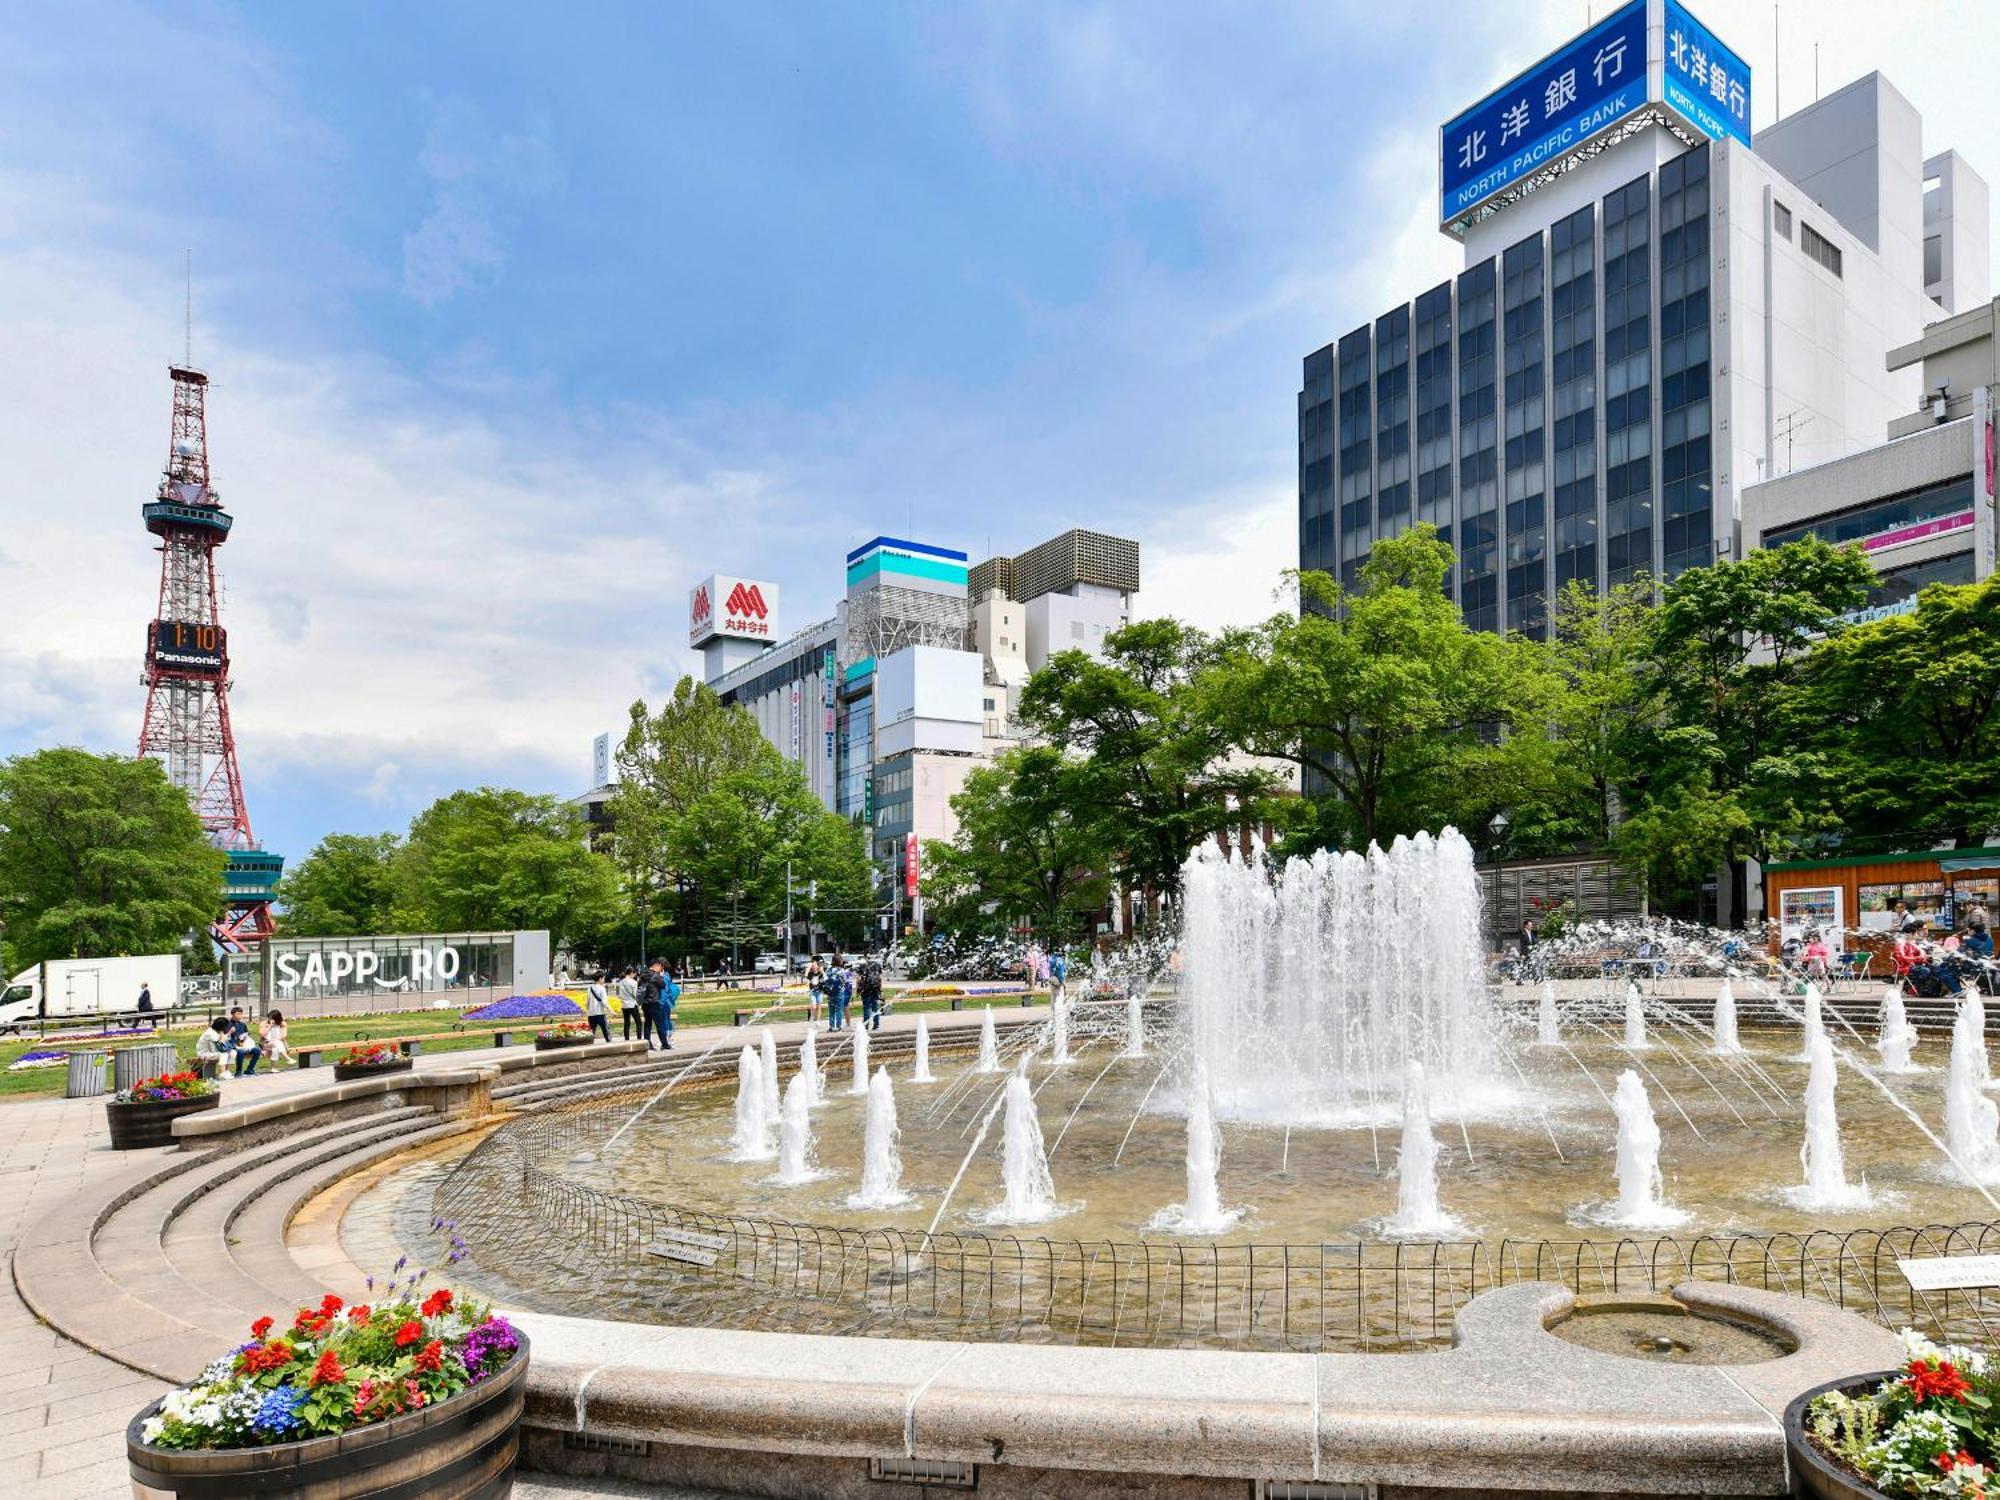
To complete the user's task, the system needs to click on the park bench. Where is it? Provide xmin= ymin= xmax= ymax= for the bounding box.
xmin=727 ymin=992 xmax=1035 ymax=1026
xmin=294 ymin=1025 xmax=531 ymax=1068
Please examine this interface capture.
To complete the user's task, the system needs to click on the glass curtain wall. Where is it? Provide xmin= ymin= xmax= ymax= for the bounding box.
xmin=1602 ymin=174 xmax=1654 ymax=587
xmin=1374 ymin=306 xmax=1412 ymax=540
xmin=1550 ymin=205 xmax=1599 ymax=594
xmin=1413 ymin=283 xmax=1456 ymax=591
xmin=1660 ymin=144 xmax=1714 ymax=578
xmin=1336 ymin=328 xmax=1374 ymax=591
xmin=1502 ymin=235 xmax=1549 ymax=638
xmin=1456 ymin=259 xmax=1499 ymax=633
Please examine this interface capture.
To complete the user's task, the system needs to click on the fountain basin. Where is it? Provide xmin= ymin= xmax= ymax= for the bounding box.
xmin=1546 ymin=1294 xmax=1795 ymax=1364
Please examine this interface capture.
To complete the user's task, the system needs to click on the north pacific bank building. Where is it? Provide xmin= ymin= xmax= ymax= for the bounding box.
xmin=1297 ymin=0 xmax=1990 ymax=636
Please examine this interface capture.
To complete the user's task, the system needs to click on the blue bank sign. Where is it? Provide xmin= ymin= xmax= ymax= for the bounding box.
xmin=1440 ymin=0 xmax=1752 ymax=230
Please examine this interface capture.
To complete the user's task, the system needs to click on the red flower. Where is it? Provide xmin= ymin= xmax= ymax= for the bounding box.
xmin=250 ymin=1316 xmax=274 ymax=1340
xmin=319 ymin=1293 xmax=343 ymax=1314
xmin=238 ymin=1341 xmax=294 ymax=1375
xmin=1939 ymin=1448 xmax=1978 ymax=1473
xmin=393 ymin=1319 xmax=424 ymax=1347
xmin=1904 ymin=1358 xmax=1973 ymax=1404
xmin=414 ymin=1339 xmax=444 ymax=1373
xmin=349 ymin=1304 xmax=371 ymax=1324
xmin=420 ymin=1288 xmax=453 ymax=1318
xmin=309 ymin=1348 xmax=346 ymax=1387
xmin=404 ymin=1380 xmax=426 ymax=1408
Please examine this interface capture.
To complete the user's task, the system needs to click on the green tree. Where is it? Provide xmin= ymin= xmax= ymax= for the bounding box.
xmin=1527 ymin=575 xmax=1660 ymax=850
xmin=0 ymin=748 xmax=225 ymax=968
xmin=925 ymin=746 xmax=1112 ymax=942
xmin=1018 ymin=618 xmax=1274 ymax=903
xmin=1205 ymin=527 xmax=1556 ymax=853
xmin=1789 ymin=576 xmax=2000 ymax=849
xmin=279 ymin=832 xmax=400 ymax=935
xmin=393 ymin=788 xmax=620 ymax=952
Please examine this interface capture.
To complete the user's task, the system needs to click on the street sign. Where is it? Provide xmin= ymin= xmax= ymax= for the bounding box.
xmin=1899 ymin=1256 xmax=2000 ymax=1292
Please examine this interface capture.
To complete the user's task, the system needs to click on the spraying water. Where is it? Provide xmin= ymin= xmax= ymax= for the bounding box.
xmin=1123 ymin=989 xmax=1146 ymax=1059
xmin=728 ymin=1047 xmax=774 ymax=1161
xmin=1383 ymin=1061 xmax=1459 ymax=1236
xmin=1877 ymin=985 xmax=1919 ymax=1074
xmin=976 ymin=1007 xmax=1000 ymax=1073
xmin=1796 ymin=985 xmax=1827 ymax=1063
xmin=1967 ymin=996 xmax=1994 ymax=1086
xmin=911 ymin=1014 xmax=937 ymax=1083
xmin=1595 ymin=1069 xmax=1688 ymax=1228
xmin=773 ymin=1072 xmax=820 ymax=1185
xmin=1794 ymin=1031 xmax=1870 ymax=1209
xmin=1150 ymin=1072 xmax=1240 ymax=1234
xmin=1180 ymin=830 xmax=1503 ymax=1124
xmin=849 ymin=1067 xmax=910 ymax=1209
xmin=760 ymin=1028 xmax=781 ymax=1123
xmin=1623 ymin=983 xmax=1649 ymax=1051
xmin=800 ymin=1028 xmax=823 ymax=1105
xmin=1711 ymin=980 xmax=1740 ymax=1054
xmin=851 ymin=1022 xmax=871 ymax=1096
xmin=985 ymin=1073 xmax=1058 ymax=1224
xmin=1050 ymin=999 xmax=1072 ymax=1066
xmin=1944 ymin=1000 xmax=2000 ymax=1183
xmin=1537 ymin=984 xmax=1560 ymax=1047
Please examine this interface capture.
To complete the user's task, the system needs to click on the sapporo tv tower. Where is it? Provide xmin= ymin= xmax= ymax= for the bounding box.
xmin=136 ymin=321 xmax=282 ymax=949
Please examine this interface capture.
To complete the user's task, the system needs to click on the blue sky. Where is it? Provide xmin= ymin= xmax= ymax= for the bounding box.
xmin=2 ymin=1 xmax=1992 ymax=867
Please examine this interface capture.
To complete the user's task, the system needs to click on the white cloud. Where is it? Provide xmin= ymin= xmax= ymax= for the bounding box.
xmin=402 ymin=99 xmax=563 ymax=307
xmin=1137 ymin=488 xmax=1297 ymax=634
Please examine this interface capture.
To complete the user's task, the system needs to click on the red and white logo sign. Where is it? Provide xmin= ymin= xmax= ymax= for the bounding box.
xmin=689 ymin=574 xmax=780 ymax=648
xmin=904 ymin=832 xmax=920 ymax=899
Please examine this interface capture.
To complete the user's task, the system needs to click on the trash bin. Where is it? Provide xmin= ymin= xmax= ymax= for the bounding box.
xmin=113 ymin=1043 xmax=180 ymax=1093
xmin=65 ymin=1051 xmax=108 ymax=1099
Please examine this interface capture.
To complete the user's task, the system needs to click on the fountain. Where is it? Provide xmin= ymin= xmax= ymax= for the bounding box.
xmin=1623 ymin=982 xmax=1649 ymax=1051
xmin=1796 ymin=985 xmax=1826 ymax=1063
xmin=911 ymin=1014 xmax=936 ymax=1084
xmin=1180 ymin=830 xmax=1501 ymax=1124
xmin=728 ymin=1047 xmax=773 ymax=1161
xmin=1877 ymin=985 xmax=1919 ymax=1074
xmin=848 ymin=1067 xmax=910 ymax=1209
xmin=1383 ymin=1062 xmax=1459 ymax=1237
xmin=976 ymin=1006 xmax=1000 ymax=1073
xmin=1944 ymin=999 xmax=2000 ymax=1183
xmin=1592 ymin=1069 xmax=1688 ymax=1229
xmin=773 ymin=1073 xmax=821 ymax=1185
xmin=1537 ymin=983 xmax=1560 ymax=1047
xmin=760 ymin=1028 xmax=781 ymax=1123
xmin=1794 ymin=1031 xmax=1870 ymax=1209
xmin=1711 ymin=980 xmax=1740 ymax=1054
xmin=850 ymin=1022 xmax=871 ymax=1096
xmin=1123 ymin=988 xmax=1146 ymax=1059
xmin=800 ymin=1028 xmax=823 ymax=1104
xmin=1150 ymin=1071 xmax=1240 ymax=1234
xmin=986 ymin=1073 xmax=1057 ymax=1224
xmin=1967 ymin=995 xmax=1993 ymax=1085
xmin=1049 ymin=998 xmax=1072 ymax=1066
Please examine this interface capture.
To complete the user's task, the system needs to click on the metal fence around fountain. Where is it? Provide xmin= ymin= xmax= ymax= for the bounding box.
xmin=432 ymin=1079 xmax=2000 ymax=1353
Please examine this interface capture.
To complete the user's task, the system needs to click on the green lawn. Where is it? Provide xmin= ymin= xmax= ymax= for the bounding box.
xmin=0 ymin=990 xmax=1026 ymax=1100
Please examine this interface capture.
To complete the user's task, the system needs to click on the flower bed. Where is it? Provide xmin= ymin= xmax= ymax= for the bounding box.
xmin=1793 ymin=1331 xmax=1999 ymax=1497
xmin=114 ymin=1069 xmax=214 ymax=1103
xmin=106 ymin=1070 xmax=220 ymax=1149
xmin=332 ymin=1041 xmax=412 ymax=1082
xmin=7 ymin=1048 xmax=72 ymax=1073
xmin=533 ymin=1021 xmax=592 ymax=1050
xmin=461 ymin=992 xmax=580 ymax=1023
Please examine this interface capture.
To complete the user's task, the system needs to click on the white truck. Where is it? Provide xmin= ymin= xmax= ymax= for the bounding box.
xmin=0 ymin=954 xmax=183 ymax=1034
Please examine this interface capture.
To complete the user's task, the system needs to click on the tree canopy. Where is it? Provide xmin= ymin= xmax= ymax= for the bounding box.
xmin=0 ymin=749 xmax=225 ymax=970
xmin=279 ymin=832 xmax=400 ymax=936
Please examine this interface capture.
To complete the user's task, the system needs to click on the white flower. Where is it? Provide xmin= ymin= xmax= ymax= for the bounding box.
xmin=141 ymin=1416 xmax=165 ymax=1443
xmin=1898 ymin=1326 xmax=1944 ymax=1364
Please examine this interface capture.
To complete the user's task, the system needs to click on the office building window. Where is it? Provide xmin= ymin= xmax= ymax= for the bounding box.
xmin=1602 ymin=173 xmax=1654 ymax=588
xmin=1773 ymin=200 xmax=1792 ymax=240
xmin=1502 ymin=232 xmax=1547 ymax=639
xmin=1337 ymin=327 xmax=1373 ymax=572
xmin=1659 ymin=145 xmax=1714 ymax=579
xmin=1456 ymin=259 xmax=1498 ymax=632
xmin=1801 ymin=221 xmax=1843 ymax=278
xmin=1550 ymin=204 xmax=1598 ymax=596
xmin=1298 ymin=345 xmax=1335 ymax=574
xmin=1375 ymin=305 xmax=1412 ymax=534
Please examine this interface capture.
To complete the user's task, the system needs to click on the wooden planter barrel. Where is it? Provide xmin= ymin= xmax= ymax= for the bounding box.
xmin=332 ymin=1058 xmax=413 ymax=1083
xmin=532 ymin=1037 xmax=592 ymax=1053
xmin=1785 ymin=1371 xmax=1899 ymax=1500
xmin=127 ymin=1333 xmax=527 ymax=1498
xmin=106 ymin=1092 xmax=220 ymax=1150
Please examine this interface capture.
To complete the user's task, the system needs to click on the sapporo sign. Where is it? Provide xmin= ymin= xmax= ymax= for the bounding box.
xmin=274 ymin=944 xmax=463 ymax=991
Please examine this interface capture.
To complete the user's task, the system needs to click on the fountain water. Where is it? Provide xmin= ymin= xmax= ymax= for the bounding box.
xmin=1383 ymin=1061 xmax=1458 ymax=1236
xmin=1599 ymin=1069 xmax=1687 ymax=1228
xmin=1049 ymin=999 xmax=1071 ymax=1066
xmin=911 ymin=1015 xmax=936 ymax=1084
xmin=1537 ymin=983 xmax=1560 ymax=1047
xmin=986 ymin=1073 xmax=1058 ymax=1224
xmin=1711 ymin=980 xmax=1740 ymax=1054
xmin=1877 ymin=986 xmax=1919 ymax=1074
xmin=1967 ymin=996 xmax=1994 ymax=1086
xmin=848 ymin=1068 xmax=910 ymax=1209
xmin=800 ymin=1028 xmax=822 ymax=1104
xmin=1150 ymin=1072 xmax=1240 ymax=1234
xmin=1944 ymin=1000 xmax=2000 ymax=1183
xmin=773 ymin=1073 xmax=821 ymax=1185
xmin=976 ymin=1007 xmax=1000 ymax=1073
xmin=1794 ymin=1031 xmax=1869 ymax=1209
xmin=1123 ymin=989 xmax=1146 ymax=1059
xmin=1622 ymin=983 xmax=1649 ymax=1051
xmin=1180 ymin=830 xmax=1501 ymax=1124
xmin=760 ymin=1028 xmax=781 ymax=1123
xmin=728 ymin=1047 xmax=773 ymax=1161
xmin=851 ymin=1023 xmax=871 ymax=1096
xmin=1796 ymin=985 xmax=1827 ymax=1063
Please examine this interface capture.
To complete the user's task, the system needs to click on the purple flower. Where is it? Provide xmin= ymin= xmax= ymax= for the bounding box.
xmin=462 ymin=993 xmax=583 ymax=1022
xmin=461 ymin=1316 xmax=519 ymax=1382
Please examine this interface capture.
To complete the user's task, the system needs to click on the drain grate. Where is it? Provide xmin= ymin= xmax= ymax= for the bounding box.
xmin=869 ymin=1456 xmax=976 ymax=1488
xmin=562 ymin=1432 xmax=650 ymax=1456
xmin=1255 ymin=1484 xmax=1374 ymax=1500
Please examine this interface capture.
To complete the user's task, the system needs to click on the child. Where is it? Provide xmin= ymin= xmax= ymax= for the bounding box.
xmin=260 ymin=1010 xmax=293 ymax=1068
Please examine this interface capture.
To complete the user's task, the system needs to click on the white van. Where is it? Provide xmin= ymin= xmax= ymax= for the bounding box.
xmin=0 ymin=954 xmax=183 ymax=1033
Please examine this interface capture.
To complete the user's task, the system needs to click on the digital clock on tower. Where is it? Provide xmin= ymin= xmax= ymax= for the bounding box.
xmin=150 ymin=619 xmax=226 ymax=675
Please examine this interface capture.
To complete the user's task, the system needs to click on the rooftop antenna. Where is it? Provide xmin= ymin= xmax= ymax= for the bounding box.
xmin=183 ymin=249 xmax=193 ymax=365
xmin=1813 ymin=42 xmax=1819 ymax=103
xmin=1776 ymin=407 xmax=1814 ymax=474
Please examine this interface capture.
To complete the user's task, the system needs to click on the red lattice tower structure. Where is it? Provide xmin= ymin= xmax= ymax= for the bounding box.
xmin=137 ymin=364 xmax=281 ymax=948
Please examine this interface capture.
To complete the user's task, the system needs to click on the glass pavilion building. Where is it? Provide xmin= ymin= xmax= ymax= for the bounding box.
xmin=1299 ymin=1 xmax=1987 ymax=636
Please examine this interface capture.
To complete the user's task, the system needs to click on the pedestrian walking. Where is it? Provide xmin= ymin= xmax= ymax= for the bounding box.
xmin=618 ymin=968 xmax=642 ymax=1040
xmin=827 ymin=955 xmax=851 ymax=1031
xmin=858 ymin=958 xmax=883 ymax=1031
xmin=1049 ymin=951 xmax=1067 ymax=1003
xmin=585 ymin=974 xmax=612 ymax=1043
xmin=638 ymin=963 xmax=665 ymax=1050
xmin=657 ymin=964 xmax=679 ymax=1050
xmin=805 ymin=956 xmax=826 ymax=1027
xmin=136 ymin=980 xmax=156 ymax=1031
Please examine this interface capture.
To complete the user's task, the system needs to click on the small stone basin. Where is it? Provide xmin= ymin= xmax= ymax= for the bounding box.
xmin=1548 ymin=1295 xmax=1796 ymax=1364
